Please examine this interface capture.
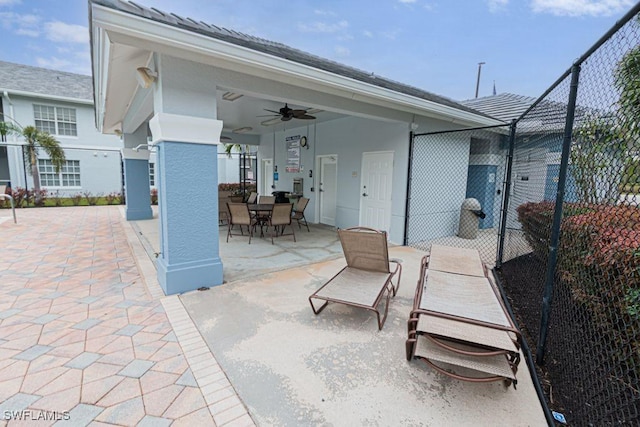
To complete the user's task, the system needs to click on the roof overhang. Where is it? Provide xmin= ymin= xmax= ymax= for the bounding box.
xmin=1 ymin=88 xmax=94 ymax=105
xmin=90 ymin=2 xmax=503 ymax=134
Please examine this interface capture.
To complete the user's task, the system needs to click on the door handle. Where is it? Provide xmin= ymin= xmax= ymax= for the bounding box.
xmin=362 ymin=193 xmax=368 ymax=197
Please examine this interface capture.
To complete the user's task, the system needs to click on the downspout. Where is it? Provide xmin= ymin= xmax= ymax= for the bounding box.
xmin=2 ymin=91 xmax=26 ymax=189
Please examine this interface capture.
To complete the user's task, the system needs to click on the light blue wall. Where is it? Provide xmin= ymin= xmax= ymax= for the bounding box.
xmin=123 ymin=157 xmax=153 ymax=220
xmin=155 ymin=140 xmax=222 ymax=294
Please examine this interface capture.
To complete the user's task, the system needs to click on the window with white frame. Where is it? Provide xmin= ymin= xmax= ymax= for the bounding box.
xmin=149 ymin=162 xmax=155 ymax=186
xmin=33 ymin=104 xmax=77 ymax=136
xmin=38 ymin=159 xmax=81 ymax=187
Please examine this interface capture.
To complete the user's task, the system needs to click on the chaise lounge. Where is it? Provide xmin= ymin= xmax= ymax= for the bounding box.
xmin=406 ymin=244 xmax=522 ymax=387
xmin=308 ymin=227 xmax=402 ymax=330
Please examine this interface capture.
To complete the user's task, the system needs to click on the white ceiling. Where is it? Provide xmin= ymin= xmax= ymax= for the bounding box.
xmin=216 ymin=91 xmax=346 ymax=136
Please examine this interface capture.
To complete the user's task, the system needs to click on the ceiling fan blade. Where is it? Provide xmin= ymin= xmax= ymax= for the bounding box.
xmin=296 ymin=114 xmax=316 ymax=120
xmin=256 ymin=114 xmax=280 ymax=117
xmin=263 ymin=109 xmax=281 ymax=114
xmin=220 ymin=136 xmax=232 ymax=141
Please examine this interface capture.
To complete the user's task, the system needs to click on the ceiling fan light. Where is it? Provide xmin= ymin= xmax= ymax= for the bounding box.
xmin=222 ymin=92 xmax=243 ymax=101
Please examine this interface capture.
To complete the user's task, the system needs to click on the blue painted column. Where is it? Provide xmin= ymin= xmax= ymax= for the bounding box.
xmin=121 ymin=148 xmax=153 ymax=221
xmin=149 ymin=113 xmax=223 ymax=295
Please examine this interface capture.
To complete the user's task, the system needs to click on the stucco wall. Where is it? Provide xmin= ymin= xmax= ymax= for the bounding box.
xmin=258 ymin=116 xmax=411 ymax=244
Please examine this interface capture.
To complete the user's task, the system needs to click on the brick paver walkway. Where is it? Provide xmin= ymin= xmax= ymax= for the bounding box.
xmin=0 ymin=207 xmax=218 ymax=426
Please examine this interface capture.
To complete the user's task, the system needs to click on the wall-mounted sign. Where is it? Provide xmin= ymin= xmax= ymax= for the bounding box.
xmin=285 ymin=135 xmax=301 ymax=173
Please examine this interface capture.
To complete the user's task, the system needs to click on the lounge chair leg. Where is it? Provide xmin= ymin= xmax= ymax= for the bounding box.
xmin=309 ymin=298 xmax=329 ymax=315
xmin=406 ymin=338 xmax=416 ymax=361
xmin=375 ymin=288 xmax=392 ymax=330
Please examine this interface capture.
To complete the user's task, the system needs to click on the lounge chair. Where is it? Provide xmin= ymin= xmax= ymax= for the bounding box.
xmin=309 ymin=227 xmax=402 ymax=330
xmin=406 ymin=245 xmax=522 ymax=387
xmin=292 ymin=197 xmax=310 ymax=231
xmin=226 ymin=202 xmax=257 ymax=243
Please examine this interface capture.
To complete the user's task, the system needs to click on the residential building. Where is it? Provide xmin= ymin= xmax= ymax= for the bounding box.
xmin=0 ymin=60 xmax=123 ymax=196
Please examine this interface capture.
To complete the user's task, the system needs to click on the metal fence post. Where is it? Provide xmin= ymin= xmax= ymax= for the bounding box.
xmin=403 ymin=131 xmax=414 ymax=246
xmin=536 ymin=63 xmax=582 ymax=365
xmin=495 ymin=120 xmax=517 ymax=268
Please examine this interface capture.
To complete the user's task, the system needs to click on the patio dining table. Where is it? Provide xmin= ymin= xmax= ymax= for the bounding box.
xmin=248 ymin=203 xmax=274 ymax=237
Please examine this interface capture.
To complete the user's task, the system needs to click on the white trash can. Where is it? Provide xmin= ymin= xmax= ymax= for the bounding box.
xmin=458 ymin=198 xmax=485 ymax=239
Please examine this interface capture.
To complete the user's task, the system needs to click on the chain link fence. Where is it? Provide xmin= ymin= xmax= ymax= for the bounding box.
xmin=498 ymin=8 xmax=640 ymax=426
xmin=406 ymin=5 xmax=640 ymax=425
xmin=406 ymin=125 xmax=510 ymax=266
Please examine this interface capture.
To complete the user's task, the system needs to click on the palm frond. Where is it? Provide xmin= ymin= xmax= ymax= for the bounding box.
xmin=37 ymin=132 xmax=66 ymax=171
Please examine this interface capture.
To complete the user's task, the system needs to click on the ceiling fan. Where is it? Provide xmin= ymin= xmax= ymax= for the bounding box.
xmin=258 ymin=103 xmax=316 ymax=124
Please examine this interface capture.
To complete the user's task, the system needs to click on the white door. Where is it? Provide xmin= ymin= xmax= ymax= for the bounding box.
xmin=261 ymin=159 xmax=273 ymax=196
xmin=318 ymin=155 xmax=337 ymax=226
xmin=359 ymin=151 xmax=394 ymax=232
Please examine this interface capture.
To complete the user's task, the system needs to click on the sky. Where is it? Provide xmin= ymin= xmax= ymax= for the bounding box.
xmin=0 ymin=0 xmax=637 ymax=101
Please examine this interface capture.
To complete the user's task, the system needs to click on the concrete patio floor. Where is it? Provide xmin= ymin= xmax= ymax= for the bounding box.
xmin=132 ymin=207 xmax=345 ymax=284
xmin=133 ymin=208 xmax=546 ymax=425
xmin=0 ymin=206 xmax=547 ymax=426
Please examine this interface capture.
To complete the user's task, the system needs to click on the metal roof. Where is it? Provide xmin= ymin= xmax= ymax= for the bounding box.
xmin=90 ymin=0 xmax=489 ymax=118
xmin=0 ymin=60 xmax=93 ymax=101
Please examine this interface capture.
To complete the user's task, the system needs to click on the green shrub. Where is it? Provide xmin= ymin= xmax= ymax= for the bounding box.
xmin=517 ymin=201 xmax=640 ymax=370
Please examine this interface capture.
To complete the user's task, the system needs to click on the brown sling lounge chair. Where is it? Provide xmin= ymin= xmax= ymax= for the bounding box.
xmin=406 ymin=245 xmax=522 ymax=387
xmin=309 ymin=227 xmax=402 ymax=330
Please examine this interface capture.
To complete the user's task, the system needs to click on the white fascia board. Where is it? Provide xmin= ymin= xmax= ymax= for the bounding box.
xmin=0 ymin=88 xmax=94 ymax=105
xmin=91 ymin=5 xmax=501 ymax=127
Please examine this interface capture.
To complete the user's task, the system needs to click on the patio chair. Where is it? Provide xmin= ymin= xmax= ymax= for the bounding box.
xmin=226 ymin=202 xmax=257 ymax=243
xmin=259 ymin=195 xmax=275 ymax=204
xmin=267 ymin=202 xmax=296 ymax=244
xmin=292 ymin=197 xmax=310 ymax=232
xmin=246 ymin=192 xmax=258 ymax=204
xmin=308 ymin=227 xmax=402 ymax=330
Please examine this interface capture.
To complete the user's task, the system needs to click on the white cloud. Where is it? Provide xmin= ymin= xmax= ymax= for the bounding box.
xmin=487 ymin=0 xmax=509 ymax=13
xmin=0 ymin=0 xmax=21 ymax=6
xmin=313 ymin=9 xmax=336 ymax=16
xmin=363 ymin=30 xmax=373 ymax=38
xmin=334 ymin=46 xmax=350 ymax=57
xmin=0 ymin=11 xmax=40 ymax=35
xmin=531 ymin=0 xmax=634 ymax=16
xmin=297 ymin=20 xmax=348 ymax=34
xmin=36 ymin=51 xmax=91 ymax=75
xmin=15 ymin=28 xmax=38 ymax=37
xmin=398 ymin=0 xmax=417 ymax=3
xmin=381 ymin=29 xmax=400 ymax=40
xmin=44 ymin=21 xmax=88 ymax=44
